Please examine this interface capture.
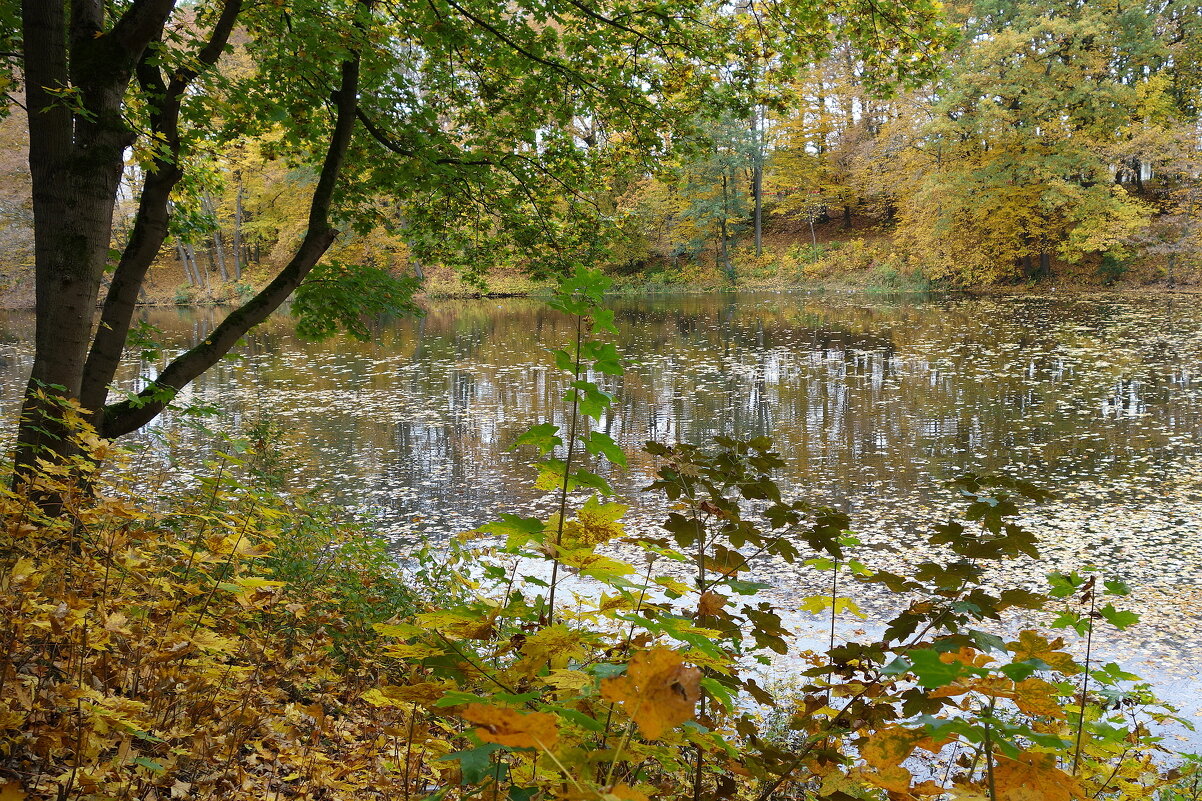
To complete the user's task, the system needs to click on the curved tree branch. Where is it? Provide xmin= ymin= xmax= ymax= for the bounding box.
xmin=81 ymin=0 xmax=245 ymax=417
xmin=100 ymin=4 xmax=366 ymax=438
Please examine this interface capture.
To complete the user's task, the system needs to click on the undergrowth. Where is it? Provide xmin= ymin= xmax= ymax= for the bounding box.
xmin=0 ymin=269 xmax=1199 ymax=800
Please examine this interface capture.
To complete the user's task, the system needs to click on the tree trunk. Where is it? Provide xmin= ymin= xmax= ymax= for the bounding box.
xmin=16 ymin=0 xmax=175 ymax=478
xmin=719 ymin=172 xmax=734 ymax=284
xmin=187 ymin=245 xmax=206 ymax=290
xmin=843 ymin=203 xmax=852 ymax=230
xmin=752 ymin=106 xmax=763 ymax=258
xmin=176 ymin=238 xmax=195 ymax=285
xmin=100 ymin=37 xmax=365 ymax=438
xmin=76 ymin=0 xmax=243 ymax=422
xmin=205 ymin=194 xmax=230 ymax=282
xmin=232 ymin=182 xmax=244 ymax=279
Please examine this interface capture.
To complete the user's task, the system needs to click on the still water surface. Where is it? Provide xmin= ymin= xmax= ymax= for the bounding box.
xmin=1 ymin=291 xmax=1201 ymax=723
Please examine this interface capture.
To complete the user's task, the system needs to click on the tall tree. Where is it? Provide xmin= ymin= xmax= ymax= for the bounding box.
xmin=876 ymin=0 xmax=1194 ymax=282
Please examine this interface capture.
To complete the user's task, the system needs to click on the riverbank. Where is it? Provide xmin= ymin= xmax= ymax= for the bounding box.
xmin=3 ymin=214 xmax=1200 ymax=309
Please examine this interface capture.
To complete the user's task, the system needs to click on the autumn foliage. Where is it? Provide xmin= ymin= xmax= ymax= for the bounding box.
xmin=2 ymin=282 xmax=1200 ymax=800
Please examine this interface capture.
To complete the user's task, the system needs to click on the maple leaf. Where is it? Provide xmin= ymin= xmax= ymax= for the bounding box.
xmin=1008 ymin=631 xmax=1081 ymax=675
xmin=861 ymin=725 xmax=931 ymax=769
xmin=604 ymin=783 xmax=651 ymax=801
xmin=513 ymin=624 xmax=587 ymax=677
xmin=994 ymin=752 xmax=1083 ymax=801
xmin=1011 ymin=677 xmax=1065 ymax=719
xmin=863 ymin=764 xmax=913 ymax=794
xmin=697 ymin=590 xmax=727 ymax=617
xmin=460 ymin=704 xmax=560 ymax=750
xmin=601 ymin=647 xmax=701 ymax=739
xmin=561 ymin=496 xmax=628 ymax=549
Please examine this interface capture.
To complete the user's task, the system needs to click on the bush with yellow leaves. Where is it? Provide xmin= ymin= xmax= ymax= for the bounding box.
xmin=0 ymin=402 xmax=427 ymax=800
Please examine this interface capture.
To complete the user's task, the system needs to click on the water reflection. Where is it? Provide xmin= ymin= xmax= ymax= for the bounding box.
xmin=0 ymin=292 xmax=1199 ymax=548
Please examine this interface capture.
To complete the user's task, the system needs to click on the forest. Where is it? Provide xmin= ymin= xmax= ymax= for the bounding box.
xmin=3 ymin=1 xmax=1202 ymax=800
xmin=2 ymin=0 xmax=1202 ymax=302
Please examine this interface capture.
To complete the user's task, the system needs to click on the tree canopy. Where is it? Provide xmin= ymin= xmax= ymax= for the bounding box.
xmin=6 ymin=0 xmax=947 ymax=471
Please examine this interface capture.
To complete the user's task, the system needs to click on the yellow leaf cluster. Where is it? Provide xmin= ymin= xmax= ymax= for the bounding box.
xmin=460 ymin=704 xmax=560 ymax=750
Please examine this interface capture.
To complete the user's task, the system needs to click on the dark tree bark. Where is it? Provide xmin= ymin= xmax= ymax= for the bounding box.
xmin=16 ymin=0 xmax=175 ymax=476
xmin=16 ymin=0 xmax=365 ymax=481
xmin=751 ymin=106 xmax=763 ymax=258
xmin=79 ymin=0 xmax=243 ymax=418
xmin=101 ymin=47 xmax=363 ymax=438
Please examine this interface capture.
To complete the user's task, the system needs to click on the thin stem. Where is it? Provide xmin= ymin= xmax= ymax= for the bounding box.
xmin=1072 ymin=587 xmax=1097 ymax=775
xmin=546 ymin=313 xmax=585 ymax=627
xmin=982 ymin=698 xmax=998 ymax=801
xmin=828 ymin=556 xmax=838 ymax=700
xmin=605 ymin=718 xmax=639 ymax=789
xmin=539 ymin=736 xmax=587 ymax=795
xmin=403 ymin=706 xmax=417 ymax=801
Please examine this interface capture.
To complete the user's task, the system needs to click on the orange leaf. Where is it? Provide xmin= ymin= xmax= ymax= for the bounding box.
xmin=460 ymin=704 xmax=559 ymax=750
xmin=994 ymin=752 xmax=1083 ymax=801
xmin=697 ymin=591 xmax=727 ymax=617
xmin=601 ymin=647 xmax=701 ymax=739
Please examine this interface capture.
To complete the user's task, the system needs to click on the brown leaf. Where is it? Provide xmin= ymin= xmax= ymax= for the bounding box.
xmin=460 ymin=704 xmax=559 ymax=750
xmin=697 ymin=591 xmax=727 ymax=617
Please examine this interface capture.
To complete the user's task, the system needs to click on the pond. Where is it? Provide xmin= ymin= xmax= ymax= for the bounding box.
xmin=1 ymin=290 xmax=1200 ymax=737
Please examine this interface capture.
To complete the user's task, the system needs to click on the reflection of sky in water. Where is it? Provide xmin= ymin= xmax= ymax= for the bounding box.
xmin=1 ymin=290 xmax=1200 ymax=737
xmin=0 ymin=292 xmax=1199 ymax=542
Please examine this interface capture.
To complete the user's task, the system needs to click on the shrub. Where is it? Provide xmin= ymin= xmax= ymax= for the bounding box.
xmin=0 ymin=406 xmax=428 ymax=799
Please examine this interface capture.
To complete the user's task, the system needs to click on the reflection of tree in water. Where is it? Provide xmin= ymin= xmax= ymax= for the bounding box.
xmin=0 ymin=293 xmax=1200 ymax=534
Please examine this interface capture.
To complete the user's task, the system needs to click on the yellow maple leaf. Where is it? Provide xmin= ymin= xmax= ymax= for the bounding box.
xmin=994 ymin=752 xmax=1084 ymax=801
xmin=513 ymin=624 xmax=586 ymax=677
xmin=863 ymin=764 xmax=913 ymax=794
xmin=600 ymin=647 xmax=701 ymax=739
xmin=861 ymin=725 xmax=929 ymax=769
xmin=1008 ymin=631 xmax=1081 ymax=675
xmin=541 ymin=669 xmax=593 ymax=693
xmin=604 ymin=783 xmax=651 ymax=801
xmin=460 ymin=704 xmax=559 ymax=750
xmin=1012 ymin=677 xmax=1065 ymax=719
xmin=560 ymin=496 xmax=628 ymax=549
